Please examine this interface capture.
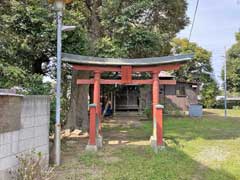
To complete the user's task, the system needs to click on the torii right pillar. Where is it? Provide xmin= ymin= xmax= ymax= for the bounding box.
xmin=151 ymin=71 xmax=164 ymax=153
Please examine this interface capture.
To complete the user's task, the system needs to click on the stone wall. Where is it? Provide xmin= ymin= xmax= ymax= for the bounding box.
xmin=0 ymin=95 xmax=50 ymax=179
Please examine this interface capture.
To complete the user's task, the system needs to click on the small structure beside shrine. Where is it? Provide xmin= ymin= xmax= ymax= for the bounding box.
xmin=62 ymin=53 xmax=193 ymax=152
xmin=101 ymin=71 xmax=199 ymax=114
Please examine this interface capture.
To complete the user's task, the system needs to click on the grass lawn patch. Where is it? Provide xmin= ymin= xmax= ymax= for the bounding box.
xmin=54 ymin=109 xmax=240 ymax=180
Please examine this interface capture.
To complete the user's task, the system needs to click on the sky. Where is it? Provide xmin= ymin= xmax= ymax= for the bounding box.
xmin=178 ymin=0 xmax=240 ymax=85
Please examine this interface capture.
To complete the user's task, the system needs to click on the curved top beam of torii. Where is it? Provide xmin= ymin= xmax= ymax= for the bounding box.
xmin=62 ymin=53 xmax=193 ymax=66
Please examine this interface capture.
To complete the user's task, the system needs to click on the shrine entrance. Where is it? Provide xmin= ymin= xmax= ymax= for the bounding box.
xmin=63 ymin=53 xmax=193 ymax=152
xmin=115 ymin=85 xmax=140 ymax=111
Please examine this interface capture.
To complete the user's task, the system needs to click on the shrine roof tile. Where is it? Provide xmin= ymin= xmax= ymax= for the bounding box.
xmin=62 ymin=53 xmax=193 ymax=66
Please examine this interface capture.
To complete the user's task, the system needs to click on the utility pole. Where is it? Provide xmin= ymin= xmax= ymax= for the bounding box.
xmin=55 ymin=1 xmax=63 ymax=166
xmin=224 ymin=47 xmax=227 ymax=119
xmin=49 ymin=0 xmax=75 ymax=166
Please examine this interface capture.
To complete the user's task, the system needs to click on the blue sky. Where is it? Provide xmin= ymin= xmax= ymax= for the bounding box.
xmin=178 ymin=0 xmax=240 ymax=85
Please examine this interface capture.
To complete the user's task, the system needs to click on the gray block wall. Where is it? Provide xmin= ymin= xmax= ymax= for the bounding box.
xmin=0 ymin=95 xmax=50 ymax=180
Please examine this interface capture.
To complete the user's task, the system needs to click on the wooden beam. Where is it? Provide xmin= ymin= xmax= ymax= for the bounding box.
xmin=100 ymin=80 xmax=122 ymax=84
xmin=121 ymin=66 xmax=132 ymax=84
xmin=132 ymin=64 xmax=181 ymax=72
xmin=73 ymin=65 xmax=121 ymax=72
xmin=73 ymin=64 xmax=181 ymax=73
xmin=77 ymin=79 xmax=177 ymax=85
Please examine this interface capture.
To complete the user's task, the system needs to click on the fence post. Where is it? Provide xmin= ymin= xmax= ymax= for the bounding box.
xmin=86 ymin=104 xmax=98 ymax=152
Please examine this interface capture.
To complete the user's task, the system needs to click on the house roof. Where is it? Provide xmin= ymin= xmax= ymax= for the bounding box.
xmin=177 ymin=80 xmax=199 ymax=85
xmin=62 ymin=53 xmax=193 ymax=66
xmin=158 ymin=71 xmax=175 ymax=78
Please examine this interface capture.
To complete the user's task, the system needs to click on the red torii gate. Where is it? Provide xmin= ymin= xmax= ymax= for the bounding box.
xmin=63 ymin=53 xmax=193 ymax=152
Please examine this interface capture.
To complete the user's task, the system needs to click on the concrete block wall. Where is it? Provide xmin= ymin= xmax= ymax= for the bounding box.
xmin=0 ymin=94 xmax=22 ymax=133
xmin=0 ymin=95 xmax=50 ymax=180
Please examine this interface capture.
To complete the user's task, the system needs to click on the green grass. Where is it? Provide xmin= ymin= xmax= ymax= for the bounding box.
xmin=204 ymin=108 xmax=240 ymax=117
xmin=57 ymin=109 xmax=240 ymax=180
xmin=102 ymin=119 xmax=240 ymax=179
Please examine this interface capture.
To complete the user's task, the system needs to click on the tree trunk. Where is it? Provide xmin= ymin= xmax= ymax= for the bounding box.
xmin=66 ymin=0 xmax=102 ymax=131
xmin=76 ymin=72 xmax=90 ymax=131
xmin=66 ymin=70 xmax=89 ymax=131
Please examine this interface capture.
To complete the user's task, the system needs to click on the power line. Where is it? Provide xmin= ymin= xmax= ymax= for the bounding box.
xmin=188 ymin=0 xmax=200 ymax=41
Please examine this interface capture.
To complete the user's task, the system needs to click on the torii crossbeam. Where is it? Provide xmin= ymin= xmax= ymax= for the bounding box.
xmin=62 ymin=53 xmax=193 ymax=152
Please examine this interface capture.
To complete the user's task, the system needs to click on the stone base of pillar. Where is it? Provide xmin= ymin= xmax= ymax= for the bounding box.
xmin=96 ymin=135 xmax=103 ymax=148
xmin=150 ymin=136 xmax=165 ymax=153
xmin=85 ymin=144 xmax=98 ymax=152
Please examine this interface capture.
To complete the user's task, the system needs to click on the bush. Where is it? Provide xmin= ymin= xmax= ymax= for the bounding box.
xmin=201 ymin=80 xmax=219 ymax=108
xmin=215 ymin=100 xmax=240 ymax=109
xmin=233 ymin=106 xmax=240 ymax=110
xmin=0 ymin=63 xmax=52 ymax=96
xmin=22 ymin=74 xmax=52 ymax=95
xmin=10 ymin=151 xmax=55 ymax=180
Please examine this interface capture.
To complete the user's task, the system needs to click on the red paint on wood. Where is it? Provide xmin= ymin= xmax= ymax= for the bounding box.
xmin=152 ymin=72 xmax=160 ymax=107
xmin=73 ymin=64 xmax=180 ymax=73
xmin=93 ymin=71 xmax=102 ymax=135
xmin=89 ymin=106 xmax=96 ymax=145
xmin=77 ymin=79 xmax=177 ymax=85
xmin=73 ymin=65 xmax=121 ymax=72
xmin=100 ymin=80 xmax=122 ymax=84
xmin=152 ymin=72 xmax=160 ymax=137
xmin=156 ymin=107 xmax=163 ymax=145
xmin=121 ymin=66 xmax=132 ymax=84
xmin=133 ymin=64 xmax=181 ymax=72
xmin=132 ymin=80 xmax=152 ymax=84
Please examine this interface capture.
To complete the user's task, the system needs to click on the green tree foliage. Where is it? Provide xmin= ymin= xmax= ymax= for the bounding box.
xmin=201 ymin=81 xmax=219 ymax=108
xmin=0 ymin=0 xmax=88 ymax=78
xmin=93 ymin=0 xmax=189 ymax=58
xmin=0 ymin=63 xmax=26 ymax=88
xmin=225 ymin=33 xmax=240 ymax=93
xmin=0 ymin=0 xmax=55 ymax=73
xmin=172 ymin=38 xmax=219 ymax=107
xmin=0 ymin=62 xmax=51 ymax=95
xmin=1 ymin=0 xmax=189 ymax=129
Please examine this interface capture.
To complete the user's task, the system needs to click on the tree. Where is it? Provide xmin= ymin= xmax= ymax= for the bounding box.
xmin=201 ymin=79 xmax=219 ymax=108
xmin=66 ymin=0 xmax=189 ymax=130
xmin=0 ymin=0 xmax=54 ymax=95
xmin=172 ymin=38 xmax=219 ymax=107
xmin=0 ymin=0 xmax=88 ymax=129
xmin=224 ymin=33 xmax=240 ymax=93
xmin=0 ymin=0 xmax=55 ymax=73
xmin=0 ymin=0 xmax=88 ymax=72
xmin=1 ymin=0 xmax=189 ymax=130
